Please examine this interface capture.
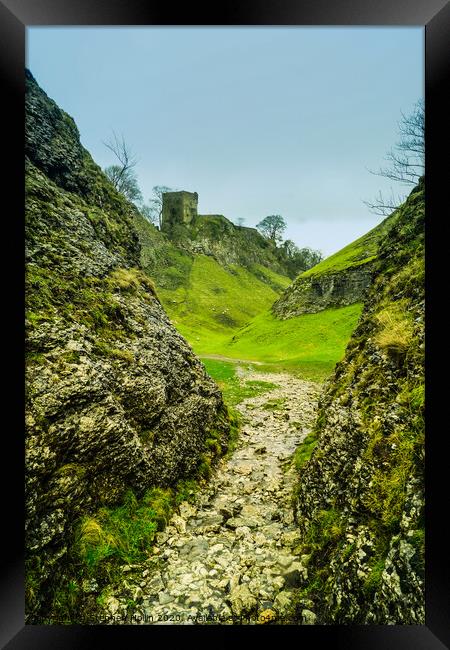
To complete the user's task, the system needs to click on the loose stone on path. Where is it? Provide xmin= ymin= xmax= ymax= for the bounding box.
xmin=105 ymin=370 xmax=320 ymax=625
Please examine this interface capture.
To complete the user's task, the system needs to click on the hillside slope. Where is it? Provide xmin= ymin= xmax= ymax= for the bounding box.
xmin=221 ymin=304 xmax=363 ymax=382
xmin=25 ymin=70 xmax=232 ymax=623
xmin=134 ymin=211 xmax=291 ymax=352
xmin=165 ymin=205 xmax=291 ymax=274
xmin=291 ymin=179 xmax=425 ymax=623
xmin=221 ymin=214 xmax=402 ymax=381
xmin=272 ymin=213 xmax=396 ymax=319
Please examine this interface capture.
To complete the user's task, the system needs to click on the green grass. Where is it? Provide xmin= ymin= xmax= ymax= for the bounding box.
xmin=158 ymin=255 xmax=290 ymax=352
xmin=250 ymin=263 xmax=292 ymax=292
xmin=206 ymin=303 xmax=364 ymax=382
xmin=299 ymin=213 xmax=395 ymax=279
xmin=75 ymin=487 xmax=172 ymax=569
xmin=201 ymin=358 xmax=237 ymax=382
xmin=202 ymin=358 xmax=277 ymax=406
xmin=363 ymin=557 xmax=387 ymax=596
xmin=293 ymin=432 xmax=319 ymax=470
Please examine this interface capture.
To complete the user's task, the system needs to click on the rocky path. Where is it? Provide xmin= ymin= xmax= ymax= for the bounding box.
xmin=105 ymin=371 xmax=321 ymax=625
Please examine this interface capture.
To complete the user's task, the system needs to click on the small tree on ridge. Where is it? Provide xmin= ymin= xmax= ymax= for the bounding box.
xmin=256 ymin=215 xmax=287 ymax=244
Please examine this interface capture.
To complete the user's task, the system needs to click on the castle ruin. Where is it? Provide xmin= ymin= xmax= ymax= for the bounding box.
xmin=161 ymin=191 xmax=198 ymax=232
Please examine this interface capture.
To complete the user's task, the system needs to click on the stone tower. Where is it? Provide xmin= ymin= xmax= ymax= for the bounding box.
xmin=161 ymin=191 xmax=198 ymax=232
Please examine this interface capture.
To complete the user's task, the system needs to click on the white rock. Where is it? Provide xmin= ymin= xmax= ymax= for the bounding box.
xmin=106 ymin=596 xmax=120 ymax=615
xmin=229 ymin=584 xmax=257 ymax=616
xmin=302 ymin=609 xmax=317 ymax=625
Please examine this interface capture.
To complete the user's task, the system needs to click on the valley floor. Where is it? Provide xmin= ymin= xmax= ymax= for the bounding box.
xmin=100 ymin=368 xmax=321 ymax=625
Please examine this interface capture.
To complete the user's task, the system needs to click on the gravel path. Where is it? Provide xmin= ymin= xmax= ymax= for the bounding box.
xmin=103 ymin=370 xmax=321 ymax=625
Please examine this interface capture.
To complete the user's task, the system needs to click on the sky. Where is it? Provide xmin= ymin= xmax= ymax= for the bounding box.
xmin=27 ymin=27 xmax=423 ymax=258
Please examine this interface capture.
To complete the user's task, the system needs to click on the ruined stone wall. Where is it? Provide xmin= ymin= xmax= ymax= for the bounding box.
xmin=161 ymin=191 xmax=198 ymax=231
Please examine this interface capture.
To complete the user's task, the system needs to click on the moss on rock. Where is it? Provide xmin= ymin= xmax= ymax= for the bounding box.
xmin=25 ymin=70 xmax=233 ymax=623
xmin=292 ymin=179 xmax=425 ymax=624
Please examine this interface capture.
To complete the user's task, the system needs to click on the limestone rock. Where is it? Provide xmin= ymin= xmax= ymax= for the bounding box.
xmin=274 ymin=590 xmax=292 ymax=614
xmin=272 ymin=264 xmax=374 ymax=318
xmin=228 ymin=584 xmax=257 ymax=616
xmin=105 ymin=596 xmax=120 ymax=616
xmin=24 ymin=70 xmax=230 ymax=623
xmin=302 ymin=609 xmax=317 ymax=625
xmin=292 ymin=180 xmax=425 ymax=624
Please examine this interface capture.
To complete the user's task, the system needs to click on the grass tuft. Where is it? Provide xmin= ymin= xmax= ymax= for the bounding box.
xmin=107 ymin=267 xmax=157 ymax=296
xmin=374 ymin=303 xmax=414 ymax=354
xmin=294 ymin=432 xmax=319 ymax=471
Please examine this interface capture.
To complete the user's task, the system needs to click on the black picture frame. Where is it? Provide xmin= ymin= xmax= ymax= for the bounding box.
xmin=1 ymin=0 xmax=448 ymax=648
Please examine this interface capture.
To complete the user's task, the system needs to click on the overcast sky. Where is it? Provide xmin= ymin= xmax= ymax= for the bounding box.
xmin=27 ymin=27 xmax=423 ymax=257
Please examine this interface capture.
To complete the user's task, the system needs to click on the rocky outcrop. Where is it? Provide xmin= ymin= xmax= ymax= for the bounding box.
xmin=292 ymin=180 xmax=425 ymax=623
xmin=25 ymin=70 xmax=230 ymax=622
xmin=272 ymin=262 xmax=374 ymax=318
xmin=272 ymin=213 xmax=395 ymax=319
xmin=171 ymin=212 xmax=289 ymax=275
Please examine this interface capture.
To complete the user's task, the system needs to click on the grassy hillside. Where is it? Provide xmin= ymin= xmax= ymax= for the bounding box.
xmin=161 ymin=256 xmax=291 ymax=351
xmin=271 ymin=210 xmax=400 ymax=321
xmin=133 ymin=211 xmax=193 ymax=290
xmin=134 ymin=210 xmax=366 ymax=381
xmin=299 ymin=213 xmax=395 ymax=279
xmin=203 ymin=303 xmax=363 ymax=382
xmin=134 ymin=211 xmax=291 ymax=351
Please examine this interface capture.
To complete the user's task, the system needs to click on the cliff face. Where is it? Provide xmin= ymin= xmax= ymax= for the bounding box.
xmin=25 ymin=70 xmax=230 ymax=622
xmin=272 ymin=264 xmax=374 ymax=318
xmin=292 ymin=180 xmax=424 ymax=623
xmin=272 ymin=214 xmax=395 ymax=319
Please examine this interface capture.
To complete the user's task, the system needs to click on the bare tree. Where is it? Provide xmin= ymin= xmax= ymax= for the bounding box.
xmin=364 ymin=99 xmax=424 ymax=216
xmin=371 ymin=99 xmax=424 ymax=185
xmin=256 ymin=215 xmax=287 ymax=244
xmin=147 ymin=185 xmax=175 ymax=229
xmin=236 ymin=217 xmax=246 ymax=227
xmin=140 ymin=203 xmax=159 ymax=226
xmin=103 ymin=131 xmax=143 ymax=204
xmin=363 ymin=189 xmax=407 ymax=217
